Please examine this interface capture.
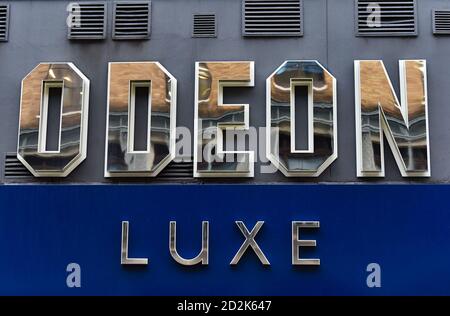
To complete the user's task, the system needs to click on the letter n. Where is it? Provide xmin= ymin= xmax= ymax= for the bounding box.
xmin=355 ymin=60 xmax=430 ymax=177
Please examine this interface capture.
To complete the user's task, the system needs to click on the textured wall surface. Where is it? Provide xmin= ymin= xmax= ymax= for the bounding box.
xmin=1 ymin=0 xmax=450 ymax=184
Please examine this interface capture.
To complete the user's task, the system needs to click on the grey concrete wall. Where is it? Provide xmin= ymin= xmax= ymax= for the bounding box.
xmin=0 ymin=0 xmax=449 ymax=184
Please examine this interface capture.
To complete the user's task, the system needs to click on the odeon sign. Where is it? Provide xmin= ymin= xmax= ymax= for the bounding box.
xmin=17 ymin=59 xmax=430 ymax=178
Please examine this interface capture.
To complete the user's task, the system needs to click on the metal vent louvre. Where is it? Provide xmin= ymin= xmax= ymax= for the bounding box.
xmin=356 ymin=0 xmax=418 ymax=37
xmin=192 ymin=14 xmax=217 ymax=38
xmin=113 ymin=1 xmax=151 ymax=40
xmin=68 ymin=2 xmax=107 ymax=40
xmin=433 ymin=10 xmax=450 ymax=35
xmin=0 ymin=4 xmax=10 ymax=42
xmin=4 ymin=153 xmax=32 ymax=179
xmin=158 ymin=161 xmax=194 ymax=179
xmin=242 ymin=0 xmax=303 ymax=37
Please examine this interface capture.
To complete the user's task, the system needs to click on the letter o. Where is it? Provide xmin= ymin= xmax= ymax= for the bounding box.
xmin=266 ymin=60 xmax=338 ymax=177
xmin=18 ymin=63 xmax=90 ymax=177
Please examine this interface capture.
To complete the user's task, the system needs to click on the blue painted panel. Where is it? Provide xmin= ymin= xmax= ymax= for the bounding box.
xmin=0 ymin=185 xmax=448 ymax=295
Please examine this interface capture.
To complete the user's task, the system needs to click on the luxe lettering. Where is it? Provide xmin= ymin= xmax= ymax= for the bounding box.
xmin=120 ymin=220 xmax=320 ymax=266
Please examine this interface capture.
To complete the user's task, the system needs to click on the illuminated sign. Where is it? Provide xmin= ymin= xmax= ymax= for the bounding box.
xmin=17 ymin=60 xmax=430 ymax=179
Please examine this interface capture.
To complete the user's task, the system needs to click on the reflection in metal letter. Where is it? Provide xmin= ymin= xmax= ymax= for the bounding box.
xmin=355 ymin=60 xmax=430 ymax=177
xmin=267 ymin=61 xmax=337 ymax=177
xmin=169 ymin=221 xmax=209 ymax=266
xmin=194 ymin=62 xmax=255 ymax=177
xmin=292 ymin=221 xmax=320 ymax=266
xmin=18 ymin=63 xmax=90 ymax=177
xmin=105 ymin=62 xmax=177 ymax=177
xmin=121 ymin=221 xmax=148 ymax=265
xmin=230 ymin=221 xmax=270 ymax=266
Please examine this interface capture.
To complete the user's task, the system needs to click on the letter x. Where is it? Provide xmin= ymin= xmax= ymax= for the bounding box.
xmin=230 ymin=221 xmax=270 ymax=265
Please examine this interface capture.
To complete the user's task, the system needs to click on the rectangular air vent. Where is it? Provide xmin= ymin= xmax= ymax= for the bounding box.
xmin=4 ymin=153 xmax=32 ymax=179
xmin=242 ymin=0 xmax=303 ymax=37
xmin=193 ymin=14 xmax=217 ymax=38
xmin=0 ymin=4 xmax=10 ymax=42
xmin=68 ymin=1 xmax=107 ymax=40
xmin=113 ymin=1 xmax=151 ymax=40
xmin=433 ymin=10 xmax=450 ymax=35
xmin=158 ymin=161 xmax=194 ymax=179
xmin=355 ymin=0 xmax=417 ymax=36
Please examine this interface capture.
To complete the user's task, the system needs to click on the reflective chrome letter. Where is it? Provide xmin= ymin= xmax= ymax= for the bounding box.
xmin=267 ymin=61 xmax=337 ymax=177
xmin=292 ymin=221 xmax=320 ymax=266
xmin=169 ymin=221 xmax=209 ymax=266
xmin=355 ymin=60 xmax=430 ymax=177
xmin=105 ymin=62 xmax=177 ymax=177
xmin=18 ymin=63 xmax=90 ymax=177
xmin=121 ymin=221 xmax=148 ymax=265
xmin=194 ymin=61 xmax=255 ymax=177
xmin=230 ymin=221 xmax=270 ymax=266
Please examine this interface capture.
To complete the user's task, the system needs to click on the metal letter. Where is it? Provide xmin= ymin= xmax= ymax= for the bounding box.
xmin=355 ymin=60 xmax=430 ymax=177
xmin=169 ymin=221 xmax=209 ymax=265
xmin=292 ymin=221 xmax=320 ymax=266
xmin=194 ymin=61 xmax=255 ymax=177
xmin=105 ymin=62 xmax=177 ymax=177
xmin=121 ymin=221 xmax=148 ymax=265
xmin=18 ymin=63 xmax=90 ymax=177
xmin=230 ymin=221 xmax=270 ymax=266
xmin=267 ymin=61 xmax=337 ymax=177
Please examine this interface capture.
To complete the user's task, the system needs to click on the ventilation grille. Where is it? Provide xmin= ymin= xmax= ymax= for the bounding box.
xmin=193 ymin=14 xmax=217 ymax=38
xmin=356 ymin=0 xmax=417 ymax=36
xmin=4 ymin=153 xmax=32 ymax=179
xmin=158 ymin=161 xmax=194 ymax=179
xmin=433 ymin=10 xmax=450 ymax=35
xmin=242 ymin=0 xmax=303 ymax=37
xmin=113 ymin=1 xmax=151 ymax=40
xmin=0 ymin=4 xmax=9 ymax=42
xmin=68 ymin=2 xmax=107 ymax=40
